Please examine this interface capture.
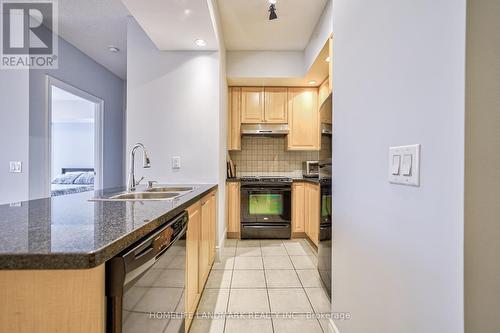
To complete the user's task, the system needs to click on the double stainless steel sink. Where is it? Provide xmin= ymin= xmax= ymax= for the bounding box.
xmin=92 ymin=186 xmax=195 ymax=201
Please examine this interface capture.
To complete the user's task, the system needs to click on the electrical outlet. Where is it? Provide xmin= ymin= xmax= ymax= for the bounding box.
xmin=172 ymin=156 xmax=181 ymax=169
xmin=9 ymin=161 xmax=22 ymax=173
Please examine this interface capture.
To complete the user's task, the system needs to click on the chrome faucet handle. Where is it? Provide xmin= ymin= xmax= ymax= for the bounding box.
xmin=135 ymin=176 xmax=145 ymax=186
xmin=147 ymin=180 xmax=158 ymax=189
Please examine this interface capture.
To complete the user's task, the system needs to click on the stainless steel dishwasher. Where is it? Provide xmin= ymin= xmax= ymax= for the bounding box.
xmin=106 ymin=211 xmax=188 ymax=333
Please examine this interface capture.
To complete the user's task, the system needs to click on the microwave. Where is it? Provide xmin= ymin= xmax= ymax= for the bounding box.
xmin=302 ymin=161 xmax=319 ymax=178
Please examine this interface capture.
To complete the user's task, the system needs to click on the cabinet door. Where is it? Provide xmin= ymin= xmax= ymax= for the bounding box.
xmin=241 ymin=87 xmax=264 ymax=123
xmin=228 ymin=87 xmax=241 ymax=150
xmin=186 ymin=202 xmax=201 ymax=323
xmin=199 ymin=196 xmax=211 ymax=289
xmin=304 ymin=183 xmax=320 ymax=247
xmin=226 ymin=182 xmax=240 ymax=237
xmin=292 ymin=182 xmax=305 ymax=233
xmin=264 ymin=87 xmax=287 ymax=123
xmin=287 ymin=88 xmax=319 ymax=150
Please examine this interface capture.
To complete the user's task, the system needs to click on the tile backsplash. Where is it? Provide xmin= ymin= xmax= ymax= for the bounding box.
xmin=229 ymin=136 xmax=319 ymax=177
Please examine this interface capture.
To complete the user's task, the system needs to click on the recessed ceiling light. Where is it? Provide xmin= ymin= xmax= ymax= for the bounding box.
xmin=184 ymin=9 xmax=191 ymax=16
xmin=325 ymin=56 xmax=330 ymax=62
xmin=308 ymin=80 xmax=317 ymax=85
xmin=108 ymin=46 xmax=119 ymax=53
xmin=195 ymin=39 xmax=207 ymax=47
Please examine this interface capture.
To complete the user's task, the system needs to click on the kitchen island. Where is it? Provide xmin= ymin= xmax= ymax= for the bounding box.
xmin=0 ymin=184 xmax=217 ymax=333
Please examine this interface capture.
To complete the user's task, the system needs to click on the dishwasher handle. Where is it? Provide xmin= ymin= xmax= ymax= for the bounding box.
xmin=121 ymin=211 xmax=188 ymax=283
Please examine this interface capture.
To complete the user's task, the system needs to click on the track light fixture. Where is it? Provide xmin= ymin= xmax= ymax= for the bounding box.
xmin=269 ymin=3 xmax=278 ymax=20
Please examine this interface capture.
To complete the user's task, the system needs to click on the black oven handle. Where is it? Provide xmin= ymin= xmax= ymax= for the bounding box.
xmin=243 ymin=224 xmax=290 ymax=229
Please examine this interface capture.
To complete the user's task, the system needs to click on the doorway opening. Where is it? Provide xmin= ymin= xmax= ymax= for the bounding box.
xmin=47 ymin=76 xmax=103 ymax=197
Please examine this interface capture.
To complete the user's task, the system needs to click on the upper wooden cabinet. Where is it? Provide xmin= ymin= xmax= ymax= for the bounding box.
xmin=287 ymin=88 xmax=319 ymax=150
xmin=241 ymin=87 xmax=264 ymax=123
xmin=228 ymin=87 xmax=241 ymax=150
xmin=264 ymin=87 xmax=288 ymax=123
xmin=240 ymin=87 xmax=288 ymax=124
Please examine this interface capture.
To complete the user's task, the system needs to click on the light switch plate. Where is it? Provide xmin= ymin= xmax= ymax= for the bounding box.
xmin=388 ymin=144 xmax=420 ymax=186
xmin=172 ymin=156 xmax=181 ymax=169
xmin=9 ymin=161 xmax=22 ymax=173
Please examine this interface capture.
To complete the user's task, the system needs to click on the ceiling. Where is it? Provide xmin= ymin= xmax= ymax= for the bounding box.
xmin=57 ymin=0 xmax=129 ymax=79
xmin=121 ymin=0 xmax=218 ymax=51
xmin=228 ymin=39 xmax=330 ymax=87
xmin=217 ymin=0 xmax=328 ymax=51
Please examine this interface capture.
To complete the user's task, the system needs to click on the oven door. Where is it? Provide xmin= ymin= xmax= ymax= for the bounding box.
xmin=241 ymin=186 xmax=291 ymax=224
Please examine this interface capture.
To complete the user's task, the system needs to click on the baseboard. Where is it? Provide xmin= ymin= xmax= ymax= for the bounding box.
xmin=328 ymin=319 xmax=340 ymax=333
xmin=291 ymin=232 xmax=306 ymax=238
xmin=226 ymin=232 xmax=240 ymax=239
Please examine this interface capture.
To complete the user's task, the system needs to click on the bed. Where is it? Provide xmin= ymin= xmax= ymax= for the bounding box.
xmin=51 ymin=168 xmax=95 ymax=197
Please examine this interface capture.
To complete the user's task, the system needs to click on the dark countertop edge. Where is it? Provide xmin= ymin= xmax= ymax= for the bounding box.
xmin=0 ymin=184 xmax=218 ymax=270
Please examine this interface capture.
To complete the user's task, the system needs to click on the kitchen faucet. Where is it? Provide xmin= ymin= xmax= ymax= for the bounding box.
xmin=127 ymin=143 xmax=151 ymax=191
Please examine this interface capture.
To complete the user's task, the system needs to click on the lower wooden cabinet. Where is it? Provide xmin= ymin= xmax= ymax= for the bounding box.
xmin=226 ymin=181 xmax=240 ymax=238
xmin=305 ymin=183 xmax=320 ymax=247
xmin=292 ymin=182 xmax=306 ymax=234
xmin=185 ymin=190 xmax=217 ymax=332
xmin=292 ymin=182 xmax=320 ymax=246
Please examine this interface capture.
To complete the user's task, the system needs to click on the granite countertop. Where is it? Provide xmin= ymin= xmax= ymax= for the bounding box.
xmin=0 ymin=184 xmax=217 ymax=270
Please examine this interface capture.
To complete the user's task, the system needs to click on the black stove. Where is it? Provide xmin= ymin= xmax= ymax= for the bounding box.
xmin=239 ymin=176 xmax=292 ymax=239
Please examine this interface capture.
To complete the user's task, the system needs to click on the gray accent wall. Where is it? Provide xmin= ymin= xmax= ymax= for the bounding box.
xmin=29 ymin=34 xmax=125 ymax=199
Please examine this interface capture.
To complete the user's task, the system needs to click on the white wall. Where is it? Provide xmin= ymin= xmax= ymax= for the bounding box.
xmin=0 ymin=70 xmax=29 ymax=204
xmin=226 ymin=51 xmax=304 ymax=79
xmin=127 ymin=18 xmax=220 ymax=184
xmin=465 ymin=0 xmax=500 ymax=332
xmin=208 ymin=0 xmax=229 ymax=248
xmin=304 ymin=0 xmax=332 ymax=71
xmin=331 ymin=0 xmax=465 ymax=332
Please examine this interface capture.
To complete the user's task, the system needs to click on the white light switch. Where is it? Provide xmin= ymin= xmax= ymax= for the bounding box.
xmin=388 ymin=144 xmax=420 ymax=186
xmin=172 ymin=156 xmax=181 ymax=169
xmin=391 ymin=155 xmax=401 ymax=175
xmin=401 ymin=154 xmax=412 ymax=176
xmin=9 ymin=161 xmax=22 ymax=173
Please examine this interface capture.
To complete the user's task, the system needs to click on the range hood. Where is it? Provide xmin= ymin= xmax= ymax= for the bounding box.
xmin=241 ymin=124 xmax=289 ymax=135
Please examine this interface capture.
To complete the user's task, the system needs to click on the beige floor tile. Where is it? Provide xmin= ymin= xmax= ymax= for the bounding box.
xmin=272 ymin=317 xmax=324 ymax=333
xmin=265 ymin=270 xmax=301 ymax=288
xmin=304 ymin=288 xmax=331 ymax=313
xmin=231 ymin=270 xmax=266 ymax=288
xmin=237 ymin=240 xmax=261 ymax=247
xmin=263 ymin=256 xmax=293 ymax=270
xmin=296 ymin=270 xmax=324 ymax=288
xmin=260 ymin=239 xmax=283 ymax=245
xmin=234 ymin=256 xmax=263 ymax=270
xmin=268 ymin=288 xmax=313 ymax=313
xmin=236 ymin=247 xmax=262 ymax=257
xmin=290 ymin=255 xmax=317 ymax=269
xmin=212 ymin=256 xmax=235 ymax=270
xmin=261 ymin=245 xmax=288 ymax=256
xmin=284 ymin=243 xmax=315 ymax=256
xmin=227 ymin=289 xmax=270 ymax=313
xmin=319 ymin=318 xmax=335 ymax=333
xmin=196 ymin=289 xmax=230 ymax=314
xmin=224 ymin=239 xmax=238 ymax=247
xmin=205 ymin=270 xmax=232 ymax=289
xmin=221 ymin=247 xmax=237 ymax=257
xmin=189 ymin=318 xmax=225 ymax=333
xmin=224 ymin=318 xmax=273 ymax=333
